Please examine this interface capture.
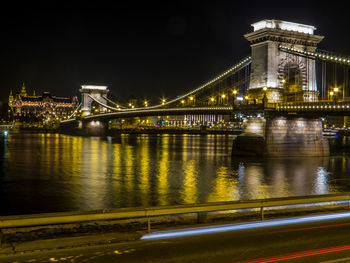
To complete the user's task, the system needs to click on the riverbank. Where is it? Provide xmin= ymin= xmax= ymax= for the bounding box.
xmin=7 ymin=126 xmax=242 ymax=135
xmin=107 ymin=127 xmax=242 ymax=135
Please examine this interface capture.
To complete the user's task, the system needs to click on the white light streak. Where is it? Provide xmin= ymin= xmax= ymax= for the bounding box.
xmin=141 ymin=211 xmax=350 ymax=240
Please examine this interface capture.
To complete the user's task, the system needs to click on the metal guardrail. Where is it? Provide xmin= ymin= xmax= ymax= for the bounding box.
xmin=0 ymin=194 xmax=349 ymax=232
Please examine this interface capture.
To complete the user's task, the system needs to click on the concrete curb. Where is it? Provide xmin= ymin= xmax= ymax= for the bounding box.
xmin=0 ymin=231 xmax=144 ymax=256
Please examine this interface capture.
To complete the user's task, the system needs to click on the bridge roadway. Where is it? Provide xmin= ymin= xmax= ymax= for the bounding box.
xmin=3 ymin=214 xmax=350 ymax=262
xmin=61 ymin=106 xmax=233 ymax=123
xmin=60 ymin=100 xmax=350 ymax=125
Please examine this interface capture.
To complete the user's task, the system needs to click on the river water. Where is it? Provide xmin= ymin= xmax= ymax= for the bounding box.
xmin=1 ymin=133 xmax=350 ymax=216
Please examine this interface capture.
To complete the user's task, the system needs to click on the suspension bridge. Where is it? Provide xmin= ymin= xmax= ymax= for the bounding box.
xmin=60 ymin=19 xmax=350 ymax=157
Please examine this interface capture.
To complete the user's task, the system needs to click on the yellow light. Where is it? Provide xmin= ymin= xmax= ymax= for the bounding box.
xmin=263 ymin=87 xmax=267 ymax=91
xmin=181 ymin=100 xmax=185 ymax=104
xmin=245 ymin=96 xmax=249 ymax=99
xmin=128 ymin=103 xmax=132 ymax=106
xmin=330 ymin=91 xmax=334 ymax=96
xmin=189 ymin=96 xmax=193 ymax=100
xmin=162 ymin=99 xmax=166 ymax=103
xmin=221 ymin=94 xmax=226 ymax=98
xmin=282 ymin=79 xmax=286 ymax=83
xmin=334 ymin=87 xmax=339 ymax=92
xmin=233 ymin=90 xmax=237 ymax=94
xmin=210 ymin=97 xmax=215 ymax=102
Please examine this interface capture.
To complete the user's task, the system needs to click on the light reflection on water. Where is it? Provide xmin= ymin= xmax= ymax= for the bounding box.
xmin=0 ymin=133 xmax=350 ymax=215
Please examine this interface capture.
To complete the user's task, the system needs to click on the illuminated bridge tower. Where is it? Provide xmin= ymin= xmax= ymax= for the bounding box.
xmin=80 ymin=85 xmax=109 ymax=116
xmin=244 ymin=19 xmax=324 ymax=103
xmin=232 ymin=20 xmax=329 ymax=157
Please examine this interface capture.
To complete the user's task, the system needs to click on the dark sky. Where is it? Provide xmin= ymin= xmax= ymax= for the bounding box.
xmin=1 ymin=0 xmax=349 ymax=103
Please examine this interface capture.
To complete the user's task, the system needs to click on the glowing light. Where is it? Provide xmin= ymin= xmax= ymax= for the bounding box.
xmin=81 ymin=85 xmax=108 ymax=90
xmin=141 ymin=211 xmax=350 ymax=240
xmin=3 ymin=130 xmax=8 ymax=136
xmin=334 ymin=87 xmax=339 ymax=92
xmin=210 ymin=98 xmax=215 ymax=102
xmin=189 ymin=96 xmax=193 ymax=100
xmin=221 ymin=94 xmax=226 ymax=98
xmin=181 ymin=100 xmax=185 ymax=104
xmin=252 ymin=19 xmax=315 ymax=34
xmin=245 ymin=96 xmax=249 ymax=100
xmin=330 ymin=91 xmax=334 ymax=96
xmin=263 ymin=87 xmax=267 ymax=91
xmin=233 ymin=90 xmax=237 ymax=94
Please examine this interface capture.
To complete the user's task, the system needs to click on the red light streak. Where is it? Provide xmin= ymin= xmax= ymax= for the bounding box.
xmin=243 ymin=244 xmax=350 ymax=263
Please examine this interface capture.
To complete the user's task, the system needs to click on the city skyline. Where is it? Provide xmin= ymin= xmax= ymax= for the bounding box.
xmin=1 ymin=0 xmax=350 ymax=103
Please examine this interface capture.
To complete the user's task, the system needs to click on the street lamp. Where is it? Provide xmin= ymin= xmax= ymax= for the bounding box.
xmin=262 ymin=87 xmax=267 ymax=106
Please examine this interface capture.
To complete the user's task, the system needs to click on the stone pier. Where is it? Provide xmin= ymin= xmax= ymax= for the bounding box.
xmin=232 ymin=116 xmax=329 ymax=157
xmin=59 ymin=119 xmax=108 ymax=136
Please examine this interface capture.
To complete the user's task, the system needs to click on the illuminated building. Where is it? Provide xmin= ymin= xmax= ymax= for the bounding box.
xmin=10 ymin=84 xmax=78 ymax=122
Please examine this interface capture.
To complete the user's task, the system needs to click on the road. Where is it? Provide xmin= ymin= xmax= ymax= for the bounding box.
xmin=3 ymin=213 xmax=350 ymax=263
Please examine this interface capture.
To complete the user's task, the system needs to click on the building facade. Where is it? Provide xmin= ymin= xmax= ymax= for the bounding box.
xmin=10 ymin=84 xmax=78 ymax=123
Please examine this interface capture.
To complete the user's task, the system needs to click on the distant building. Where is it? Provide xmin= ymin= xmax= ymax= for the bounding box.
xmin=10 ymin=83 xmax=78 ymax=122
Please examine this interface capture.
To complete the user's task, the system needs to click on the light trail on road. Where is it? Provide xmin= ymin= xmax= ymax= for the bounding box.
xmin=141 ymin=211 xmax=350 ymax=240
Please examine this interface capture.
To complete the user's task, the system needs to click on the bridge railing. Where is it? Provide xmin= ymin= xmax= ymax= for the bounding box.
xmin=278 ymin=101 xmax=350 ymax=111
xmin=1 ymin=194 xmax=350 ymax=232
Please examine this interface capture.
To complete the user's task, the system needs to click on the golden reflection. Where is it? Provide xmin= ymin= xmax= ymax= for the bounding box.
xmin=53 ymin=134 xmax=60 ymax=174
xmin=71 ymin=136 xmax=82 ymax=177
xmin=81 ymin=138 xmax=108 ymax=209
xmin=111 ymin=141 xmax=121 ymax=200
xmin=207 ymin=166 xmax=239 ymax=202
xmin=245 ymin=165 xmax=270 ymax=199
xmin=182 ymin=134 xmax=188 ymax=161
xmin=182 ymin=159 xmax=198 ymax=204
xmin=158 ymin=135 xmax=169 ymax=205
xmin=125 ymin=144 xmax=135 ymax=206
xmin=270 ymin=163 xmax=289 ymax=197
xmin=44 ymin=134 xmax=51 ymax=175
xmin=139 ymin=136 xmax=150 ymax=206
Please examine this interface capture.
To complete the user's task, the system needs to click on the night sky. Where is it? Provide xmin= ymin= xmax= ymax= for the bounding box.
xmin=1 ymin=0 xmax=349 ymax=103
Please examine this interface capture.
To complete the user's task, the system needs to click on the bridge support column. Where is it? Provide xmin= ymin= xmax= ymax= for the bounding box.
xmin=82 ymin=120 xmax=109 ymax=136
xmin=232 ymin=116 xmax=329 ymax=157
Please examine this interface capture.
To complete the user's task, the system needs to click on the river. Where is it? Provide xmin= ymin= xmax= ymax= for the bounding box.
xmin=1 ymin=133 xmax=350 ymax=215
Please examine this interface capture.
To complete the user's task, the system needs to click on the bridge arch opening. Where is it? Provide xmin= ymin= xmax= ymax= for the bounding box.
xmin=282 ymin=62 xmax=304 ymax=102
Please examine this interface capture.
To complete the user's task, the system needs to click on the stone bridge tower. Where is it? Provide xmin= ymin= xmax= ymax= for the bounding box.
xmin=80 ymin=85 xmax=109 ymax=116
xmin=232 ymin=20 xmax=329 ymax=157
xmin=244 ymin=19 xmax=324 ymax=103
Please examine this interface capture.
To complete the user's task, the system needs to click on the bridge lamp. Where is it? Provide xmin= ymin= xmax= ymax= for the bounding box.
xmin=233 ymin=90 xmax=237 ymax=95
xmin=189 ymin=96 xmax=194 ymax=100
xmin=330 ymin=91 xmax=334 ymax=96
xmin=181 ymin=100 xmax=185 ymax=104
xmin=334 ymin=87 xmax=339 ymax=92
xmin=221 ymin=94 xmax=226 ymax=98
xmin=263 ymin=87 xmax=267 ymax=91
xmin=144 ymin=100 xmax=148 ymax=107
xmin=210 ymin=97 xmax=215 ymax=102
